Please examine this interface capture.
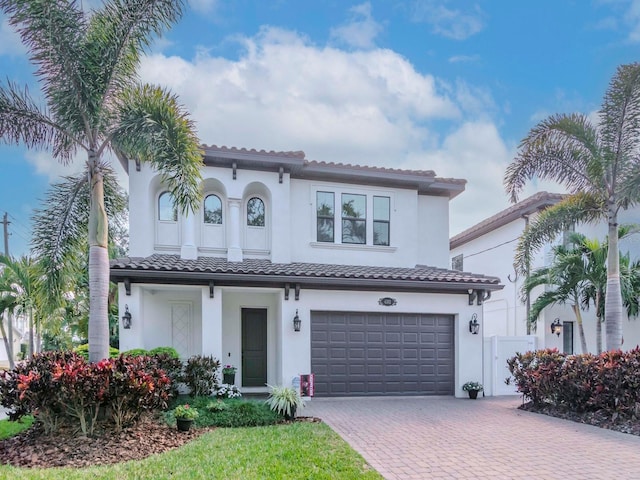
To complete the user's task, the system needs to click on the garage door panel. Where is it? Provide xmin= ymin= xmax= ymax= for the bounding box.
xmin=312 ymin=312 xmax=454 ymax=397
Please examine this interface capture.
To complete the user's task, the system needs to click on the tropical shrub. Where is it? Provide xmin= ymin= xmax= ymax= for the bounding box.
xmin=151 ymin=353 xmax=184 ymax=399
xmin=149 ymin=346 xmax=180 ymax=359
xmin=121 ymin=348 xmax=149 ymax=357
xmin=183 ymin=355 xmax=220 ymax=397
xmin=74 ymin=344 xmax=119 ymax=361
xmin=266 ymin=385 xmax=304 ymax=419
xmin=188 ymin=397 xmax=280 ymax=427
xmin=507 ymin=348 xmax=640 ymax=418
xmin=0 ymin=352 xmax=171 ymax=435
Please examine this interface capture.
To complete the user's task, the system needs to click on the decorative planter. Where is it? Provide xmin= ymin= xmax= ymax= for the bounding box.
xmin=223 ymin=373 xmax=235 ymax=384
xmin=176 ymin=418 xmax=194 ymax=432
xmin=468 ymin=390 xmax=479 ymax=400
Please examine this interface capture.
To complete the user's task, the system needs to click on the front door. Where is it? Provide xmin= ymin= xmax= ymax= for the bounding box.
xmin=242 ymin=308 xmax=267 ymax=387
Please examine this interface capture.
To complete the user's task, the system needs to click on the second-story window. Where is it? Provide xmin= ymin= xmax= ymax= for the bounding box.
xmin=204 ymin=194 xmax=223 ymax=224
xmin=342 ymin=193 xmax=366 ymax=244
xmin=158 ymin=191 xmax=177 ymax=222
xmin=317 ymin=191 xmax=335 ymax=242
xmin=247 ymin=197 xmax=265 ymax=226
xmin=451 ymin=254 xmax=463 ymax=271
xmin=373 ymin=196 xmax=390 ymax=246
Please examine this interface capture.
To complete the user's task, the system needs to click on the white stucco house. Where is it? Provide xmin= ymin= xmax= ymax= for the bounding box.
xmin=450 ymin=192 xmax=640 ymax=364
xmin=110 ymin=145 xmax=502 ymax=398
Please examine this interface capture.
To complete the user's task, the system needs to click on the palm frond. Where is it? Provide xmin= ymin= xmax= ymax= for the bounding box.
xmin=504 ymin=113 xmax=601 ymax=202
xmin=31 ymin=166 xmax=127 ymax=299
xmin=86 ymin=0 xmax=186 ymax=126
xmin=1 ymin=0 xmax=92 ymax=141
xmin=0 ymin=81 xmax=78 ymax=160
xmin=514 ymin=192 xmax=604 ymax=275
xmin=111 ymin=83 xmax=202 ymax=214
xmin=599 ymin=63 xmax=640 ymax=180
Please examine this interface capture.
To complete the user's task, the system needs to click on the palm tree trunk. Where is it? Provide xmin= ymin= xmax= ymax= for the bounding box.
xmin=605 ymin=211 xmax=623 ymax=351
xmin=596 ymin=290 xmax=602 ymax=354
xmin=7 ymin=310 xmax=13 ymax=366
xmin=572 ymin=304 xmax=589 ymax=354
xmin=0 ymin=312 xmax=15 ymax=369
xmin=88 ymin=154 xmax=110 ymax=363
xmin=28 ymin=306 xmax=34 ymax=358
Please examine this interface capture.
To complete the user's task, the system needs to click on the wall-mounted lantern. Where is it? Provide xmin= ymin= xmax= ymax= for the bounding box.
xmin=293 ymin=309 xmax=301 ymax=332
xmin=122 ymin=305 xmax=132 ymax=329
xmin=550 ymin=318 xmax=562 ymax=337
xmin=469 ymin=313 xmax=480 ymax=335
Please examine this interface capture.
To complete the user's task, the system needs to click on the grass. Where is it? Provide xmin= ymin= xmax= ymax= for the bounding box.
xmin=0 ymin=420 xmax=382 ymax=479
xmin=0 ymin=415 xmax=33 ymax=440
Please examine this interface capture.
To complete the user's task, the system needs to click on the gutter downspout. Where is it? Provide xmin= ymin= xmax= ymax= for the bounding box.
xmin=523 ymin=214 xmax=531 ymax=335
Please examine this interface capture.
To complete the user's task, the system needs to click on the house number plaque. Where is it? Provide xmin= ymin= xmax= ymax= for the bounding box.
xmin=378 ymin=297 xmax=397 ymax=306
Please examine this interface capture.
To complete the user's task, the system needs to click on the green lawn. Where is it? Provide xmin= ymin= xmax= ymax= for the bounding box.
xmin=0 ymin=420 xmax=382 ymax=479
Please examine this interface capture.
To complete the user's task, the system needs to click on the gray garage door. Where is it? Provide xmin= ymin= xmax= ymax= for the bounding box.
xmin=311 ymin=312 xmax=454 ymax=396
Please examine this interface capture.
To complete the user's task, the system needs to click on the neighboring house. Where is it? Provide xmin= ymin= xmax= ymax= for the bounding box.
xmin=450 ymin=192 xmax=640 ymax=360
xmin=110 ymin=145 xmax=502 ymax=398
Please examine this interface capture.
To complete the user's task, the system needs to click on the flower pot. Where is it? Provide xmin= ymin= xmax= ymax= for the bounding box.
xmin=223 ymin=373 xmax=235 ymax=384
xmin=176 ymin=418 xmax=194 ymax=432
xmin=468 ymin=390 xmax=479 ymax=400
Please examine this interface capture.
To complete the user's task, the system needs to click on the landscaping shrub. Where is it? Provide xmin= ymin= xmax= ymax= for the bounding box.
xmin=148 ymin=346 xmax=180 ymax=359
xmin=0 ymin=351 xmax=172 ymax=435
xmin=150 ymin=353 xmax=183 ymax=399
xmin=183 ymin=355 xmax=220 ymax=397
xmin=74 ymin=344 xmax=120 ymax=361
xmin=177 ymin=397 xmax=281 ymax=427
xmin=507 ymin=347 xmax=640 ymax=418
xmin=122 ymin=348 xmax=149 ymax=357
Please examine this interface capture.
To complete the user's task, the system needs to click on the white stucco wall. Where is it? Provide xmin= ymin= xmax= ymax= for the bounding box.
xmin=128 ymin=160 xmax=453 ymax=268
xmin=119 ymin=285 xmax=484 ymax=398
xmin=451 ymin=204 xmax=640 ymax=354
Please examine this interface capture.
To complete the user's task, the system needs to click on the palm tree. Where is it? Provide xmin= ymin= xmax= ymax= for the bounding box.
xmin=523 ymin=241 xmax=591 ymax=353
xmin=0 ymin=268 xmax=20 ymax=369
xmin=505 ymin=63 xmax=640 ymax=351
xmin=0 ymin=1 xmax=203 ymax=362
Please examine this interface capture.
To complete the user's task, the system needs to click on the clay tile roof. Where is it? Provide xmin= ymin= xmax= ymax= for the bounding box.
xmin=201 ymin=144 xmax=306 ymax=159
xmin=304 ymin=159 xmax=437 ymax=177
xmin=450 ymin=191 xmax=566 ymax=249
xmin=110 ymin=255 xmax=501 ymax=291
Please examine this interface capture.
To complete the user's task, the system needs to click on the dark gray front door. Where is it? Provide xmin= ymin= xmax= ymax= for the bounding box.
xmin=311 ymin=312 xmax=454 ymax=396
xmin=242 ymin=308 xmax=267 ymax=387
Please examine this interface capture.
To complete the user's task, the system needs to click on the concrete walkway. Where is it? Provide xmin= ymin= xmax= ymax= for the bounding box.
xmin=304 ymin=396 xmax=640 ymax=480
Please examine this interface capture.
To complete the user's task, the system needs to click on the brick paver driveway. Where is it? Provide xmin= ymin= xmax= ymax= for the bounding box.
xmin=304 ymin=396 xmax=640 ymax=479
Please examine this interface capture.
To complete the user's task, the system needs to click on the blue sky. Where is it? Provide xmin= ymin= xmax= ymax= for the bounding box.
xmin=1 ymin=0 xmax=639 ymax=258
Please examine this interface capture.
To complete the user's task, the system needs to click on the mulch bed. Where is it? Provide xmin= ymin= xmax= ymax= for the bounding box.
xmin=0 ymin=414 xmax=213 ymax=469
xmin=0 ymin=415 xmax=322 ymax=469
xmin=520 ymin=401 xmax=640 ymax=436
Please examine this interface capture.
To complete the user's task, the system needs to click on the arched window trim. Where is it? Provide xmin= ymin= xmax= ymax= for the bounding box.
xmin=246 ymin=196 xmax=266 ymax=227
xmin=158 ymin=191 xmax=177 ymax=222
xmin=203 ymin=193 xmax=223 ymax=225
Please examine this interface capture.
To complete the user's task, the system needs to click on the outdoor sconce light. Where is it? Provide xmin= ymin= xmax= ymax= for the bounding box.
xmin=469 ymin=313 xmax=480 ymax=335
xmin=122 ymin=305 xmax=132 ymax=329
xmin=550 ymin=318 xmax=562 ymax=337
xmin=293 ymin=309 xmax=301 ymax=332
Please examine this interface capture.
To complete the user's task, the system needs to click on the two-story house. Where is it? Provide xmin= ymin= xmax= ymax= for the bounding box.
xmin=110 ymin=145 xmax=502 ymax=397
xmin=450 ymin=192 xmax=640 ymax=359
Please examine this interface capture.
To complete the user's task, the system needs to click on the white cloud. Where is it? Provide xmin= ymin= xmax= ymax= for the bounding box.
xmin=330 ymin=2 xmax=383 ymax=49
xmin=0 ymin=17 xmax=26 ymax=57
xmin=136 ymin=26 xmax=518 ymax=235
xmin=448 ymin=54 xmax=480 ymax=64
xmin=139 ymin=27 xmax=460 ymax=166
xmin=189 ymin=0 xmax=218 ymax=15
xmin=412 ymin=0 xmax=486 ymax=40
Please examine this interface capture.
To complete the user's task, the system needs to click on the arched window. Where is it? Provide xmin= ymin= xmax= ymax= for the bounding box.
xmin=158 ymin=192 xmax=177 ymax=222
xmin=247 ymin=197 xmax=265 ymax=226
xmin=203 ymin=194 xmax=223 ymax=224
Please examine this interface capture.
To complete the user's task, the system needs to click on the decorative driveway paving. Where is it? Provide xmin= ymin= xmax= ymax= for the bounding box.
xmin=304 ymin=395 xmax=640 ymax=480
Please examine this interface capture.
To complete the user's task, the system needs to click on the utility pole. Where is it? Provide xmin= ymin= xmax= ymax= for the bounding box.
xmin=1 ymin=212 xmax=14 ymax=367
xmin=2 ymin=212 xmax=8 ymax=257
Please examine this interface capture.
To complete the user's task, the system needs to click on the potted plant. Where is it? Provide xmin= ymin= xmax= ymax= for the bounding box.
xmin=462 ymin=381 xmax=484 ymax=399
xmin=266 ymin=384 xmax=305 ymax=420
xmin=222 ymin=364 xmax=237 ymax=384
xmin=174 ymin=404 xmax=199 ymax=431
